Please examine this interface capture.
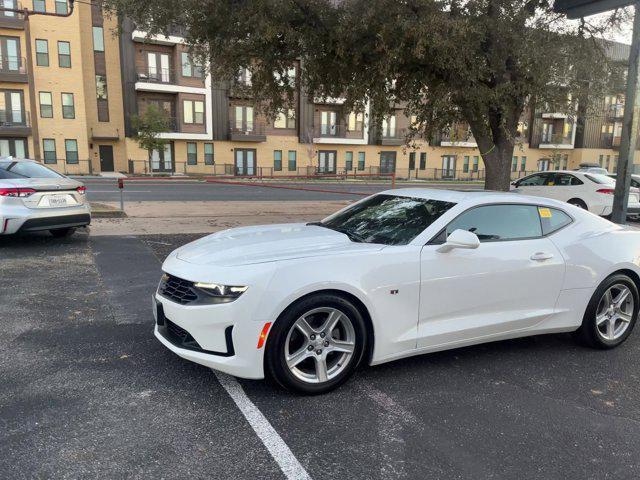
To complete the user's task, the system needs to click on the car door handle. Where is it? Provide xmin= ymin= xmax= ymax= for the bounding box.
xmin=530 ymin=252 xmax=554 ymax=261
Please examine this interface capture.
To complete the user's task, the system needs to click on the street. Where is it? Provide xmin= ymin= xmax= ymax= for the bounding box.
xmin=82 ymin=178 xmax=482 ymax=202
xmin=2 ymin=231 xmax=640 ymax=480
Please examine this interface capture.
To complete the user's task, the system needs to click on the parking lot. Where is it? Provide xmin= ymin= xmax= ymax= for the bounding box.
xmin=2 ymin=229 xmax=640 ymax=480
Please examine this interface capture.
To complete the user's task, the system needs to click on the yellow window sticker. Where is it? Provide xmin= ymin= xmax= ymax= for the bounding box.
xmin=539 ymin=207 xmax=552 ymax=218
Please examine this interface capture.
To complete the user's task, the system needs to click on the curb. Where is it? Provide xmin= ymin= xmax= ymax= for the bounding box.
xmin=92 ymin=210 xmax=127 ymax=219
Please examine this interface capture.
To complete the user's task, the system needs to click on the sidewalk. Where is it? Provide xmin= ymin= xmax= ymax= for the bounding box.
xmin=89 ymin=200 xmax=352 ymax=235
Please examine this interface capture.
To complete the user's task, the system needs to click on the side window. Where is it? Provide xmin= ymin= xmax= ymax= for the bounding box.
xmin=446 ymin=204 xmax=542 ymax=242
xmin=539 ymin=207 xmax=572 ymax=235
xmin=518 ymin=173 xmax=547 ymax=186
xmin=553 ymin=173 xmax=583 ymax=186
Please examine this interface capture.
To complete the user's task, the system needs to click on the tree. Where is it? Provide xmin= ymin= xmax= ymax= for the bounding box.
xmin=130 ymin=103 xmax=170 ymax=160
xmin=105 ymin=0 xmax=629 ymax=190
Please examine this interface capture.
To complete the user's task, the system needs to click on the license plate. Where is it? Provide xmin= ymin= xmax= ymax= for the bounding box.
xmin=48 ymin=195 xmax=68 ymax=207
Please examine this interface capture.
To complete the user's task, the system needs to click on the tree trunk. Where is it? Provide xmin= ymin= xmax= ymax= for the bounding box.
xmin=482 ymin=137 xmax=515 ymax=191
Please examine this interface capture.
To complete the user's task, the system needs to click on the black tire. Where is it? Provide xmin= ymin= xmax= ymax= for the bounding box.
xmin=568 ymin=198 xmax=588 ymax=210
xmin=265 ymin=293 xmax=367 ymax=394
xmin=50 ymin=227 xmax=76 ymax=238
xmin=575 ymin=274 xmax=639 ymax=349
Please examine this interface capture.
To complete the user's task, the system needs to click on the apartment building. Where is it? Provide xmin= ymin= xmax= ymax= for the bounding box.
xmin=4 ymin=7 xmax=637 ymax=180
xmin=0 ymin=1 xmax=126 ymax=174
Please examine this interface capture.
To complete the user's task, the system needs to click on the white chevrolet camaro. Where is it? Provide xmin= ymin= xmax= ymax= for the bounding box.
xmin=153 ymin=189 xmax=640 ymax=394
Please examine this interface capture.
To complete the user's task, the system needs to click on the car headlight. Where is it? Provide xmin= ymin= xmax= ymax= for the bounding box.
xmin=193 ymin=282 xmax=248 ymax=302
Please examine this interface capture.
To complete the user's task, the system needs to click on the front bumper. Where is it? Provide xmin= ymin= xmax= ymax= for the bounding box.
xmin=153 ymin=293 xmax=267 ymax=379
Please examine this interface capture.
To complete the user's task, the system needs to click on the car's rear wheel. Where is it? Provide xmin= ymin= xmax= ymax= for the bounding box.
xmin=575 ymin=274 xmax=638 ymax=349
xmin=568 ymin=198 xmax=588 ymax=210
xmin=266 ymin=293 xmax=367 ymax=394
xmin=50 ymin=227 xmax=76 ymax=238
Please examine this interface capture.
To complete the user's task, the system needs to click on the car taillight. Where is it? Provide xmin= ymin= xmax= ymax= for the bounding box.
xmin=0 ymin=187 xmax=36 ymax=197
xmin=76 ymin=186 xmax=86 ymax=195
xmin=597 ymin=188 xmax=615 ymax=195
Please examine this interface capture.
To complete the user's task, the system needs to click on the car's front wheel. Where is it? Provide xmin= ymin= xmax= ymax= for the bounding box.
xmin=266 ymin=293 xmax=367 ymax=394
xmin=576 ymin=274 xmax=638 ymax=349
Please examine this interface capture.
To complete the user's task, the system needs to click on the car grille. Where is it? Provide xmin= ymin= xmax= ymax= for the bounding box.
xmin=165 ymin=319 xmax=202 ymax=350
xmin=158 ymin=274 xmax=199 ymax=305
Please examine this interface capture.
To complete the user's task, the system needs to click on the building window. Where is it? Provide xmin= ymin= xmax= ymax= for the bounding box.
xmin=419 ymin=152 xmax=426 ymax=170
xmin=605 ymin=155 xmax=611 ymax=171
xmin=521 ymin=156 xmax=527 ymax=172
xmin=92 ymin=26 xmax=104 ymax=52
xmin=235 ymin=67 xmax=252 ymax=86
xmin=57 ymin=41 xmax=71 ymax=68
xmin=274 ymin=150 xmax=282 ymax=171
xmin=204 ymin=143 xmax=214 ymax=165
xmin=65 ymin=139 xmax=78 ymax=164
xmin=288 ymin=150 xmax=297 ymax=171
xmin=43 ymin=138 xmax=56 ymax=164
xmin=274 ymin=109 xmax=296 ymax=129
xmin=598 ymin=154 xmax=604 ymax=167
xmin=39 ymin=92 xmax=53 ymax=118
xmin=348 ymin=112 xmax=364 ymax=132
xmin=473 ymin=156 xmax=479 ymax=172
xmin=382 ymin=115 xmax=397 ymax=138
xmin=346 ymin=151 xmax=354 ymax=171
xmin=183 ymin=100 xmax=204 ymax=124
xmin=563 ymin=154 xmax=569 ymax=170
xmin=61 ymin=93 xmax=75 ymax=119
xmin=234 ymin=105 xmax=254 ymax=132
xmin=35 ymin=39 xmax=48 ymax=66
xmin=96 ymin=75 xmax=108 ymax=99
xmin=463 ymin=155 xmax=469 ymax=173
xmin=357 ymin=152 xmax=365 ymax=171
xmin=187 ymin=142 xmax=197 ymax=165
xmin=512 ymin=156 xmax=518 ymax=172
xmin=32 ymin=0 xmax=45 ymax=12
xmin=55 ymin=0 xmax=67 ymax=14
xmin=181 ymin=52 xmax=203 ymax=78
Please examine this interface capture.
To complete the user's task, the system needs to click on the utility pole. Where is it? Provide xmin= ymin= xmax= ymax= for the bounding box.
xmin=612 ymin=2 xmax=640 ymax=223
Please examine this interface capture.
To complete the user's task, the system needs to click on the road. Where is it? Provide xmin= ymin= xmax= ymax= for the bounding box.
xmin=81 ymin=178 xmax=482 ymax=202
xmin=2 ymin=231 xmax=639 ymax=480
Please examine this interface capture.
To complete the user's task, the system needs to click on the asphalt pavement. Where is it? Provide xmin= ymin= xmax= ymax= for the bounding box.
xmin=81 ymin=178 xmax=481 ymax=202
xmin=2 ymin=231 xmax=640 ymax=479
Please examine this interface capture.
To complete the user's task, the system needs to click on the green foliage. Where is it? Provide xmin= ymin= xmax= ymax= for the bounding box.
xmin=130 ymin=104 xmax=170 ymax=153
xmin=104 ymin=0 xmax=630 ymax=189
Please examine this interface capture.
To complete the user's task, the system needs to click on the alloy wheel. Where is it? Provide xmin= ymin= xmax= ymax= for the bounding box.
xmin=284 ymin=307 xmax=356 ymax=384
xmin=595 ymin=284 xmax=635 ymax=341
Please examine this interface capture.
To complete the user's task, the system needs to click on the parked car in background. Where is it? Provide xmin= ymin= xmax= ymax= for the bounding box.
xmin=609 ymin=173 xmax=640 ymax=190
xmin=511 ymin=170 xmax=640 ymax=219
xmin=576 ymin=166 xmax=610 ymax=176
xmin=0 ymin=158 xmax=91 ymax=237
xmin=154 ymin=189 xmax=640 ymax=394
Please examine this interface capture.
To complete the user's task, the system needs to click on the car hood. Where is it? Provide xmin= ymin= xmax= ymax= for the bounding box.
xmin=175 ymin=223 xmax=385 ymax=267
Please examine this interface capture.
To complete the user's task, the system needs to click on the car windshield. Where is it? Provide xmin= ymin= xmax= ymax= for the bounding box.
xmin=585 ymin=173 xmax=615 ymax=185
xmin=0 ymin=161 xmax=64 ymax=179
xmin=318 ymin=194 xmax=456 ymax=245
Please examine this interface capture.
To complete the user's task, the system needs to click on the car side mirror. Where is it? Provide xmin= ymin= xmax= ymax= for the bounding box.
xmin=436 ymin=229 xmax=480 ymax=253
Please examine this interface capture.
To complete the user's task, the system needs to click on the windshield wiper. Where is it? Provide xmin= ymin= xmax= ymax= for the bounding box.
xmin=306 ymin=222 xmax=366 ymax=243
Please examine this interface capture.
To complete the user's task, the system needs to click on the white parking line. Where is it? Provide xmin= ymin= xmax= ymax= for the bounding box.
xmin=214 ymin=372 xmax=312 ymax=480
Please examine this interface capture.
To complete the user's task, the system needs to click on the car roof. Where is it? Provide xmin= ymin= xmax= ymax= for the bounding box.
xmin=381 ymin=187 xmax=571 ymax=209
xmin=0 ymin=157 xmax=37 ymax=163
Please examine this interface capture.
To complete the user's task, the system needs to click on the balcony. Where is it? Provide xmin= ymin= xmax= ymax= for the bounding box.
xmin=539 ymin=132 xmax=574 ymax=149
xmin=228 ymin=122 xmax=266 ymax=142
xmin=228 ymin=80 xmax=254 ymax=99
xmin=312 ymin=124 xmax=366 ymax=144
xmin=136 ymin=67 xmax=176 ymax=85
xmin=607 ymin=103 xmax=625 ymax=119
xmin=380 ymin=128 xmax=407 ymax=146
xmin=0 ymin=109 xmax=30 ymax=136
xmin=0 ymin=3 xmax=25 ymax=30
xmin=0 ymin=56 xmax=28 ymax=83
xmin=439 ymin=131 xmax=477 ymax=148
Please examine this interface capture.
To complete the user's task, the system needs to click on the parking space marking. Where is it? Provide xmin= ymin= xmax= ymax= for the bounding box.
xmin=214 ymin=372 xmax=312 ymax=480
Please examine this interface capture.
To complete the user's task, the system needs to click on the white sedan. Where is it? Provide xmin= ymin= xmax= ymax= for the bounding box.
xmin=511 ymin=170 xmax=640 ymax=218
xmin=153 ymin=189 xmax=640 ymax=394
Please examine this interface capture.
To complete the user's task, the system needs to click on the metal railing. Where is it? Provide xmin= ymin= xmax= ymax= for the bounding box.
xmin=381 ymin=128 xmax=407 ymax=142
xmin=136 ymin=67 xmax=176 ymax=84
xmin=0 ymin=56 xmax=26 ymax=74
xmin=0 ymin=109 xmax=29 ymax=127
xmin=228 ymin=121 xmax=266 ymax=136
xmin=540 ymin=132 xmax=573 ymax=145
xmin=313 ymin=124 xmax=365 ymax=139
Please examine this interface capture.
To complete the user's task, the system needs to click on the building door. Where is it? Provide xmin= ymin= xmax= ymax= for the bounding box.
xmin=150 ymin=143 xmax=173 ymax=172
xmin=538 ymin=159 xmax=550 ymax=171
xmin=0 ymin=36 xmax=20 ymax=71
xmin=379 ymin=151 xmax=397 ymax=174
xmin=147 ymin=52 xmax=171 ymax=82
xmin=235 ymin=148 xmax=256 ymax=176
xmin=98 ymin=145 xmax=114 ymax=172
xmin=442 ymin=155 xmax=456 ymax=178
xmin=318 ymin=150 xmax=337 ymax=174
